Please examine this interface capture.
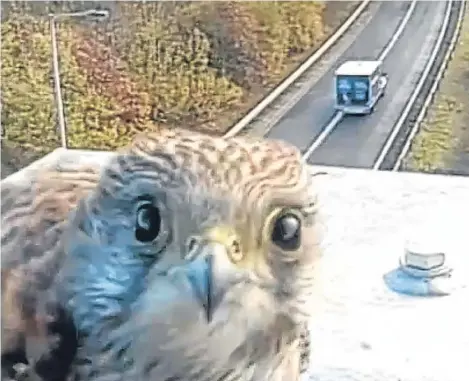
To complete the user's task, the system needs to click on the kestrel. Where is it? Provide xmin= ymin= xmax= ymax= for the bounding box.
xmin=1 ymin=129 xmax=320 ymax=381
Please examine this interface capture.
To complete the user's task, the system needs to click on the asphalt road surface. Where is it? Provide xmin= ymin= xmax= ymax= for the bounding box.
xmin=307 ymin=0 xmax=446 ymax=168
xmin=266 ymin=1 xmax=412 ymax=149
xmin=265 ymin=1 xmax=446 ymax=169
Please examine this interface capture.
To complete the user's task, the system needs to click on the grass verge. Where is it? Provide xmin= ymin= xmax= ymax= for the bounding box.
xmin=404 ymin=7 xmax=469 ymax=175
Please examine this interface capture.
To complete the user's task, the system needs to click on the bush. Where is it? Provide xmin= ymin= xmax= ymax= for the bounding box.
xmin=1 ymin=5 xmax=157 ymax=154
xmin=90 ymin=2 xmax=244 ymax=130
xmin=1 ymin=1 xmax=329 ymax=158
xmin=1 ymin=12 xmax=58 ymax=157
xmin=186 ymin=2 xmax=326 ymax=89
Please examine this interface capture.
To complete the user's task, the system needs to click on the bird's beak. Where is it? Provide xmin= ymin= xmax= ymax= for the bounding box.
xmin=184 ymin=226 xmax=241 ymax=321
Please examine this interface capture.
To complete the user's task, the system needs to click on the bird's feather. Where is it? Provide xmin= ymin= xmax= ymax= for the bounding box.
xmin=2 ymin=128 xmax=319 ymax=381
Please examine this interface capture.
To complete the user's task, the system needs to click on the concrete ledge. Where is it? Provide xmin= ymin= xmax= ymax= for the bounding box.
xmin=2 ymin=149 xmax=468 ymax=381
xmin=307 ymin=165 xmax=468 ymax=381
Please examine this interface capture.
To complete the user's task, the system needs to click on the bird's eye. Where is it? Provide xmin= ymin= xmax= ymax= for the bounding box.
xmin=135 ymin=202 xmax=162 ymax=243
xmin=271 ymin=212 xmax=302 ymax=251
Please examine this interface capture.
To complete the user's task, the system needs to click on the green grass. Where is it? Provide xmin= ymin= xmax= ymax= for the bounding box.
xmin=404 ymin=8 xmax=469 ymax=173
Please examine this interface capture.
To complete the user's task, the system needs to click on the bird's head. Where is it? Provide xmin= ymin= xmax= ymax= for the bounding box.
xmin=59 ymin=129 xmax=321 ymax=338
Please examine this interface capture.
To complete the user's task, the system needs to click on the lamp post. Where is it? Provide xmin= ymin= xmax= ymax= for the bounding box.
xmin=49 ymin=9 xmax=109 ymax=149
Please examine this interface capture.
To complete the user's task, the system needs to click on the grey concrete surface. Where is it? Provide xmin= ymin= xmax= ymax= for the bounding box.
xmin=305 ymin=165 xmax=469 ymax=381
xmin=266 ymin=1 xmax=414 ymax=151
xmin=308 ymin=1 xmax=447 ymax=168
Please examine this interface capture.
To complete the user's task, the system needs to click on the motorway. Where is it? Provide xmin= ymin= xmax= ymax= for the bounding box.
xmin=265 ymin=1 xmax=448 ymax=168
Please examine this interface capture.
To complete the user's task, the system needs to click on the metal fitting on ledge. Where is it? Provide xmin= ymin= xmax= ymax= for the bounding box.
xmin=383 ymin=238 xmax=453 ymax=297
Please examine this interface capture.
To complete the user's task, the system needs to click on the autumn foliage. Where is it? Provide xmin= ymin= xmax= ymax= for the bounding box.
xmin=2 ymin=1 xmax=338 ymax=160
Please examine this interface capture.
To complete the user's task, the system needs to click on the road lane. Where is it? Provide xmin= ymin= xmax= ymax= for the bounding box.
xmin=307 ymin=0 xmax=447 ymax=168
xmin=266 ymin=1 xmax=414 ymax=152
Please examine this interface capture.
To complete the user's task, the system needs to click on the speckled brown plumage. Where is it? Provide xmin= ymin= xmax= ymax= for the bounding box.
xmin=1 ymin=129 xmax=320 ymax=381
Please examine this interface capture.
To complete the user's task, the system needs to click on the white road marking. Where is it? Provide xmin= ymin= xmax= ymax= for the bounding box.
xmin=302 ymin=0 xmax=418 ymax=161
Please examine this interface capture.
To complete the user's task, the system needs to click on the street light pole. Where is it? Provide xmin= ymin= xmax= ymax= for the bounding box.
xmin=48 ymin=9 xmax=110 ymax=149
xmin=49 ymin=16 xmax=67 ymax=149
